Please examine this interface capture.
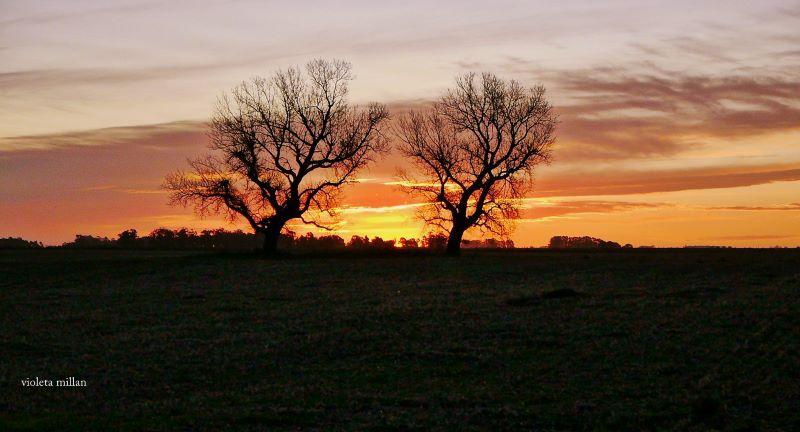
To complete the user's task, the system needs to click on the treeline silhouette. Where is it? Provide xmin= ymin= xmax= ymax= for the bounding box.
xmin=42 ymin=228 xmax=514 ymax=251
xmin=547 ymin=236 xmax=633 ymax=249
xmin=62 ymin=229 xmax=258 ymax=250
xmin=0 ymin=237 xmax=44 ymax=249
xmin=548 ymin=236 xmax=632 ymax=249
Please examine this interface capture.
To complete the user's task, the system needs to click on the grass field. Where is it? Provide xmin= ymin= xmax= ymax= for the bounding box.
xmin=1 ymin=249 xmax=799 ymax=431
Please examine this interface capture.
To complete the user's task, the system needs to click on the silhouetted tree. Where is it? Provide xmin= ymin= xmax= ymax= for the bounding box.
xmin=347 ymin=235 xmax=370 ymax=249
xmin=316 ymin=234 xmax=346 ymax=250
xmin=422 ymin=233 xmax=448 ymax=250
xmin=117 ymin=229 xmax=138 ymax=248
xmin=165 ymin=59 xmax=390 ymax=254
xmin=396 ymin=72 xmax=556 ymax=255
xmin=65 ymin=235 xmax=114 ymax=249
xmin=293 ymin=232 xmax=346 ymax=251
xmin=148 ymin=228 xmax=176 ymax=249
xmin=369 ymin=236 xmax=395 ymax=250
xmin=398 ymin=237 xmax=419 ymax=249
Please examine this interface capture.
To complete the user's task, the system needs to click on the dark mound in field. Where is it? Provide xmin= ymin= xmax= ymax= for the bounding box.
xmin=504 ymin=295 xmax=540 ymax=307
xmin=541 ymin=288 xmax=582 ymax=299
xmin=505 ymin=288 xmax=583 ymax=306
xmin=691 ymin=396 xmax=726 ymax=428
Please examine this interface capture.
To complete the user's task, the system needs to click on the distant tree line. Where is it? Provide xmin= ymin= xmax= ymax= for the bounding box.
xmin=47 ymin=228 xmax=515 ymax=252
xmin=548 ymin=236 xmax=632 ymax=249
xmin=0 ymin=237 xmax=44 ymax=249
xmin=62 ymin=228 xmax=260 ymax=250
xmin=462 ymin=238 xmax=515 ymax=249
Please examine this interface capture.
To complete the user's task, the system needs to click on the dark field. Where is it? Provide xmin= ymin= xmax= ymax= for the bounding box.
xmin=1 ymin=249 xmax=799 ymax=431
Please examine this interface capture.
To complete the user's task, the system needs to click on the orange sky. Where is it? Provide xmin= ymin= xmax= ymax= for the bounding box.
xmin=1 ymin=1 xmax=799 ymax=247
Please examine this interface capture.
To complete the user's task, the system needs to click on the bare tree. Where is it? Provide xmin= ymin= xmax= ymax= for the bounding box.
xmin=165 ymin=59 xmax=389 ymax=254
xmin=396 ymin=72 xmax=557 ymax=255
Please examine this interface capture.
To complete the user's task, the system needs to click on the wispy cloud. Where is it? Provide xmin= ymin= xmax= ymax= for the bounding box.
xmin=551 ymin=69 xmax=800 ymax=161
xmin=0 ymin=120 xmax=204 ymax=152
xmin=708 ymin=203 xmax=800 ymax=211
xmin=0 ymin=1 xmax=167 ymax=28
xmin=339 ymin=203 xmax=427 ymax=214
xmin=519 ymin=199 xmax=670 ymax=221
xmin=536 ymin=163 xmax=800 ymax=197
xmin=703 ymin=234 xmax=796 ymax=241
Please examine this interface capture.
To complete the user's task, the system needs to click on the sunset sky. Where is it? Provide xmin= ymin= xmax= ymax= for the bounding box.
xmin=2 ymin=0 xmax=799 ymax=247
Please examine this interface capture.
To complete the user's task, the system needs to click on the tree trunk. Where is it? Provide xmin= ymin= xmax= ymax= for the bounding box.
xmin=446 ymin=225 xmax=465 ymax=256
xmin=261 ymin=224 xmax=283 ymax=255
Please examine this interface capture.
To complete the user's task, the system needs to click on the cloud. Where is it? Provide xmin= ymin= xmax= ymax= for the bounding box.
xmin=0 ymin=64 xmax=237 ymax=95
xmin=0 ymin=68 xmax=173 ymax=91
xmin=0 ymin=55 xmax=315 ymax=100
xmin=708 ymin=203 xmax=800 ymax=211
xmin=778 ymin=5 xmax=800 ymax=19
xmin=703 ymin=234 xmax=796 ymax=241
xmin=456 ymin=45 xmax=800 ymax=162
xmin=551 ymin=69 xmax=800 ymax=160
xmin=268 ymin=68 xmax=800 ymax=165
xmin=338 ymin=203 xmax=427 ymax=214
xmin=519 ymin=199 xmax=669 ymax=221
xmin=4 ymin=118 xmax=800 ymax=203
xmin=0 ymin=121 xmax=209 ymax=206
xmin=0 ymin=120 xmax=204 ymax=152
xmin=0 ymin=1 xmax=167 ymax=28
xmin=395 ymin=60 xmax=800 ymax=163
xmin=536 ymin=163 xmax=800 ymax=197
